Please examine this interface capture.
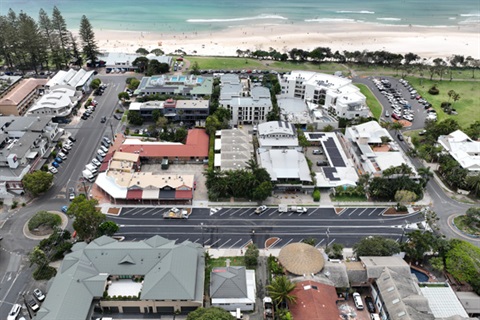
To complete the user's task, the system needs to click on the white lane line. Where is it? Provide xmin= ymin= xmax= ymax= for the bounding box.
xmin=193 ymin=238 xmax=200 ymax=243
xmin=315 ymin=239 xmax=325 ymax=248
xmin=348 ymin=209 xmax=358 ymax=216
xmin=230 ymin=208 xmax=242 ymax=216
xmin=249 ymin=212 xmax=255 ymax=216
xmin=210 ymin=239 xmax=221 ymax=247
xmin=280 ymin=239 xmax=293 ymax=248
xmin=327 ymin=238 xmax=336 ymax=246
xmin=219 ymin=239 xmax=231 ymax=249
xmin=204 ymin=238 xmax=211 ymax=244
xmin=229 ymin=239 xmax=243 ymax=249
xmin=358 ymin=208 xmax=368 ymax=216
xmin=220 ymin=208 xmax=233 ymax=216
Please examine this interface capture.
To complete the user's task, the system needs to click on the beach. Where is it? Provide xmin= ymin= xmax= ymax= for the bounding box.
xmin=93 ymin=22 xmax=480 ymax=59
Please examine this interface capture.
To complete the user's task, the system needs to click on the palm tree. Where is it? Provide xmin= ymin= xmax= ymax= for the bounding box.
xmin=391 ymin=121 xmax=404 ymax=135
xmin=418 ymin=167 xmax=434 ymax=186
xmin=466 ymin=174 xmax=480 ymax=197
xmin=266 ymin=276 xmax=297 ymax=308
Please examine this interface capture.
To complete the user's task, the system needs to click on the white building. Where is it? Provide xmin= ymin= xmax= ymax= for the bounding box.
xmin=219 ymin=74 xmax=272 ymax=125
xmin=278 ymin=71 xmax=369 ymax=119
xmin=214 ymin=129 xmax=254 ymax=171
xmin=343 ymin=120 xmax=417 ymax=177
xmin=257 ymin=120 xmax=299 ymax=150
xmin=27 ymin=86 xmax=81 ymax=117
xmin=438 ymin=130 xmax=480 ymax=172
xmin=46 ymin=68 xmax=95 ymax=92
xmin=210 ymin=267 xmax=256 ymax=312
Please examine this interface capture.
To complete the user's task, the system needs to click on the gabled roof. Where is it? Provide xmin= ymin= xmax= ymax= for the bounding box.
xmin=210 ymin=267 xmax=248 ymax=299
xmin=288 ymin=280 xmax=340 ymax=320
xmin=0 ymin=78 xmax=47 ymax=105
xmin=34 ymin=236 xmax=204 ymax=320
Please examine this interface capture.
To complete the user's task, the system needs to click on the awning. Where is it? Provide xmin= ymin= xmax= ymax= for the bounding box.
xmin=26 ymin=151 xmax=38 ymax=159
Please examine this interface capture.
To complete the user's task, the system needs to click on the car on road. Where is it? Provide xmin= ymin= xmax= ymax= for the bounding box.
xmin=397 ymin=134 xmax=404 ymax=141
xmin=33 ymin=288 xmax=45 ymax=301
xmin=28 ymin=298 xmax=40 ymax=312
xmin=68 ymin=187 xmax=75 ymax=201
xmin=92 ymin=158 xmax=102 ymax=167
xmin=113 ymin=114 xmax=122 ymax=120
xmin=48 ymin=166 xmax=58 ymax=174
xmin=51 ymin=161 xmax=60 ymax=168
xmin=54 ymin=157 xmax=63 ymax=163
xmin=7 ymin=303 xmax=22 ymax=320
xmin=255 ymin=205 xmax=268 ymax=214
xmin=61 ymin=205 xmax=68 ymax=213
xmin=365 ymin=296 xmax=376 ymax=313
xmin=100 ymin=116 xmax=107 ymax=123
xmin=68 ymin=136 xmax=76 ymax=143
xmin=62 ymin=144 xmax=72 ymax=150
xmin=97 ymin=149 xmax=106 ymax=157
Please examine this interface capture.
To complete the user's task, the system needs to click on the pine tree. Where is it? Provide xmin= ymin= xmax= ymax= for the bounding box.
xmin=79 ymin=15 xmax=98 ymax=67
xmin=38 ymin=8 xmax=60 ymax=70
xmin=51 ymin=6 xmax=71 ymax=68
xmin=69 ymin=32 xmax=82 ymax=66
xmin=18 ymin=12 xmax=47 ymax=74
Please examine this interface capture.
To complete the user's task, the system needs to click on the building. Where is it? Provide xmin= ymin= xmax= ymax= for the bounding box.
xmin=438 ymin=130 xmax=480 ymax=172
xmin=99 ymin=52 xmax=173 ymax=72
xmin=277 ymin=97 xmax=338 ymax=130
xmin=305 ymin=132 xmax=359 ymax=188
xmin=343 ymin=120 xmax=418 ymax=178
xmin=0 ymin=77 xmax=47 ymax=116
xmin=136 ymin=74 xmax=213 ymax=98
xmin=46 ymin=68 xmax=95 ymax=92
xmin=288 ymin=281 xmax=341 ymax=320
xmin=95 ymin=151 xmax=195 ymax=204
xmin=278 ymin=71 xmax=369 ymax=119
xmin=219 ymin=74 xmax=272 ymax=125
xmin=214 ymin=129 xmax=254 ymax=171
xmin=34 ymin=235 xmax=205 ymax=320
xmin=257 ymin=121 xmax=313 ymax=191
xmin=27 ymin=86 xmax=81 ymax=117
xmin=129 ymin=98 xmax=209 ymax=122
xmin=119 ymin=128 xmax=209 ymax=163
xmin=210 ymin=266 xmax=256 ymax=312
xmin=0 ymin=116 xmax=61 ymax=197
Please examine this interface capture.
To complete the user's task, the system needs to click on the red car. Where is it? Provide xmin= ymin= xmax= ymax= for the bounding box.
xmin=392 ymin=113 xmax=401 ymax=120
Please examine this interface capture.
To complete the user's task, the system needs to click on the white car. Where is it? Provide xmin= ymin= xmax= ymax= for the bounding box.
xmin=62 ymin=144 xmax=72 ymax=150
xmin=100 ymin=145 xmax=109 ymax=153
xmin=33 ymin=288 xmax=45 ymax=301
xmin=255 ymin=205 xmax=268 ymax=214
xmin=48 ymin=166 xmax=58 ymax=174
xmin=7 ymin=304 xmax=21 ymax=320
xmin=92 ymin=158 xmax=101 ymax=167
xmin=58 ymin=152 xmax=67 ymax=160
xmin=97 ymin=149 xmax=106 ymax=157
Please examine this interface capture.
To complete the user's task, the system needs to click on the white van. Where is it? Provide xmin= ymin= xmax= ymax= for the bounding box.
xmin=229 ymin=308 xmax=243 ymax=319
xmin=353 ymin=292 xmax=364 ymax=310
xmin=370 ymin=314 xmax=381 ymax=320
xmin=7 ymin=304 xmax=21 ymax=320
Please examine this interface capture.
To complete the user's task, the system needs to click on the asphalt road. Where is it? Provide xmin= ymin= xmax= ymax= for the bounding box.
xmin=110 ymin=206 xmax=426 ymax=248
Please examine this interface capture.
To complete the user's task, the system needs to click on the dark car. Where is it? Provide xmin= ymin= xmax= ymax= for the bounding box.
xmin=113 ymin=114 xmax=122 ymax=120
xmin=81 ymin=114 xmax=88 ymax=120
xmin=397 ymin=134 xmax=404 ymax=141
xmin=68 ymin=136 xmax=76 ymax=143
xmin=100 ymin=116 xmax=107 ymax=123
xmin=365 ymin=296 xmax=376 ymax=313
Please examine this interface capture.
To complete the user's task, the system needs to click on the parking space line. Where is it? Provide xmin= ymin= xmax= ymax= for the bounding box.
xmin=337 ymin=208 xmax=347 ymax=215
xmin=378 ymin=208 xmax=388 ymax=216
xmin=230 ymin=209 xmax=242 ymax=216
xmin=220 ymin=209 xmax=232 ymax=216
xmin=348 ymin=209 xmax=358 ymax=216
xmin=210 ymin=239 xmax=221 ymax=247
xmin=358 ymin=208 xmax=368 ymax=216
xmin=315 ymin=239 xmax=325 ymax=248
xmin=193 ymin=238 xmax=200 ymax=243
xmin=239 ymin=211 xmax=246 ymax=216
xmin=269 ymin=211 xmax=277 ymax=216
xmin=280 ymin=239 xmax=293 ymax=248
xmin=368 ymin=209 xmax=376 ymax=216
xmin=204 ymin=238 xmax=211 ymax=244
xmin=270 ymin=239 xmax=282 ymax=249
xmin=308 ymin=210 xmax=315 ymax=216
xmin=288 ymin=212 xmax=293 ymax=216
xmin=249 ymin=212 xmax=255 ymax=216
xmin=229 ymin=239 xmax=242 ymax=249
xmin=218 ymin=239 xmax=231 ymax=249
xmin=327 ymin=238 xmax=335 ymax=246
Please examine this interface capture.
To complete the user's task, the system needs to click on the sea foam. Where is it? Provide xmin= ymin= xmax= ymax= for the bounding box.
xmin=305 ymin=18 xmax=356 ymax=23
xmin=187 ymin=14 xmax=288 ymax=23
xmin=376 ymin=18 xmax=401 ymax=21
xmin=336 ymin=10 xmax=375 ymax=14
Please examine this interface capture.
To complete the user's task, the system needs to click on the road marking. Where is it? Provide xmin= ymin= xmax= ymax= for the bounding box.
xmin=249 ymin=212 xmax=255 ymax=216
xmin=315 ymin=239 xmax=325 ymax=248
xmin=204 ymin=238 xmax=211 ymax=244
xmin=210 ymin=239 xmax=221 ymax=247
xmin=288 ymin=212 xmax=293 ymax=216
xmin=193 ymin=238 xmax=200 ymax=243
xmin=229 ymin=239 xmax=243 ymax=249
xmin=268 ymin=238 xmax=282 ymax=249
xmin=358 ymin=208 xmax=368 ymax=216
xmin=220 ymin=208 xmax=233 ymax=216
xmin=269 ymin=211 xmax=276 ymax=216
xmin=308 ymin=210 xmax=315 ymax=216
xmin=379 ymin=208 xmax=387 ymax=216
xmin=132 ymin=212 xmax=137 ymax=216
xmin=229 ymin=208 xmax=242 ymax=216
xmin=280 ymin=239 xmax=293 ymax=248
xmin=327 ymin=238 xmax=336 ymax=246
xmin=349 ymin=209 xmax=358 ymax=216
xmin=239 ymin=211 xmax=245 ymax=216
xmin=142 ymin=212 xmax=148 ymax=216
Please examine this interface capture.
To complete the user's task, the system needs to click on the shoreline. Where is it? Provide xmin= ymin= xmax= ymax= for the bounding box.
xmin=90 ymin=21 xmax=480 ymax=59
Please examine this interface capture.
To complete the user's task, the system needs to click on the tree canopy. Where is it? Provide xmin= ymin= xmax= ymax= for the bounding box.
xmin=22 ymin=170 xmax=54 ymax=196
xmin=67 ymin=196 xmax=106 ymax=242
xmin=79 ymin=15 xmax=98 ymax=65
xmin=445 ymin=239 xmax=480 ymax=294
xmin=186 ymin=307 xmax=234 ymax=320
xmin=353 ymin=236 xmax=401 ymax=258
xmin=266 ymin=275 xmax=297 ymax=308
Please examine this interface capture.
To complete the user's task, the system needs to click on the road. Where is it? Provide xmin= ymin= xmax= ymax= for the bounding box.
xmin=110 ymin=207 xmax=426 ymax=248
xmin=0 ymin=74 xmax=131 ymax=318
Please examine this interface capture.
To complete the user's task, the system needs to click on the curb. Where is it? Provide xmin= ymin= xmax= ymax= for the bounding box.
xmin=23 ymin=211 xmax=69 ymax=241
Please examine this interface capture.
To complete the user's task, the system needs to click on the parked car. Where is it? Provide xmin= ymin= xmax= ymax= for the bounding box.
xmin=100 ymin=145 xmax=109 ymax=153
xmin=33 ymin=288 xmax=45 ymax=301
xmin=113 ymin=114 xmax=122 ymax=120
xmin=97 ymin=149 xmax=106 ymax=157
xmin=58 ymin=152 xmax=67 ymax=160
xmin=68 ymin=136 xmax=76 ymax=143
xmin=391 ymin=113 xmax=401 ymax=120
xmin=100 ymin=116 xmax=107 ymax=123
xmin=62 ymin=144 xmax=72 ymax=150
xmin=312 ymin=149 xmax=323 ymax=155
xmin=48 ymin=166 xmax=58 ymax=174
xmin=91 ymin=158 xmax=101 ymax=167
xmin=68 ymin=187 xmax=75 ymax=201
xmin=255 ymin=205 xmax=268 ymax=214
xmin=51 ymin=161 xmax=60 ymax=168
xmin=365 ymin=296 xmax=376 ymax=313
xmin=54 ymin=157 xmax=63 ymax=163
xmin=61 ymin=206 xmax=68 ymax=214
xmin=28 ymin=298 xmax=40 ymax=312
xmin=419 ymin=130 xmax=427 ymax=136
xmin=353 ymin=292 xmax=364 ymax=310
xmin=103 ymin=137 xmax=112 ymax=145
xmin=7 ymin=304 xmax=21 ymax=320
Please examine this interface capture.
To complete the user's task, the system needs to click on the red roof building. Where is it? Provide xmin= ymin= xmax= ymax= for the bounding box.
xmin=119 ymin=128 xmax=209 ymax=161
xmin=288 ymin=281 xmax=341 ymax=320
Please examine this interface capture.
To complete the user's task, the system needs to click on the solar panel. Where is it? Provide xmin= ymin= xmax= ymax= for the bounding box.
xmin=323 ymin=138 xmax=346 ymax=167
xmin=323 ymin=167 xmax=340 ymax=181
xmin=309 ymin=133 xmax=325 ymax=139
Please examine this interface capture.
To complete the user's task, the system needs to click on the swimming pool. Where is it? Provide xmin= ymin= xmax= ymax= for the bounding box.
xmin=411 ymin=268 xmax=429 ymax=282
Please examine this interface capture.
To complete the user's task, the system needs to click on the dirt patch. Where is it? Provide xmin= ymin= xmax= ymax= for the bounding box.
xmin=383 ymin=207 xmax=407 ymax=215
xmin=107 ymin=207 xmax=121 ymax=215
xmin=30 ymin=225 xmax=54 ymax=237
xmin=335 ymin=208 xmax=344 ymax=214
xmin=265 ymin=237 xmax=279 ymax=248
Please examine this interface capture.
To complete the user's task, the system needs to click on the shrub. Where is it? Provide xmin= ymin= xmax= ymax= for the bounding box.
xmin=428 ymin=85 xmax=439 ymax=95
xmin=313 ymin=189 xmax=321 ymax=202
xmin=33 ymin=265 xmax=57 ymax=280
xmin=11 ymin=201 xmax=18 ymax=209
xmin=28 ymin=211 xmax=61 ymax=231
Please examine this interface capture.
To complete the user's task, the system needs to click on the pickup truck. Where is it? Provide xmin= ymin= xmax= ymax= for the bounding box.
xmin=290 ymin=206 xmax=308 ymax=213
xmin=82 ymin=169 xmax=96 ymax=182
xmin=163 ymin=207 xmax=192 ymax=219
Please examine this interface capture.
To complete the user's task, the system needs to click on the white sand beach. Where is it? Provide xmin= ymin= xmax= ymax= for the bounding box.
xmin=93 ymin=22 xmax=480 ymax=59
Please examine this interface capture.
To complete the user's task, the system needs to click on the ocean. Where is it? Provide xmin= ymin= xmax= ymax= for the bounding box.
xmin=0 ymin=0 xmax=478 ymax=32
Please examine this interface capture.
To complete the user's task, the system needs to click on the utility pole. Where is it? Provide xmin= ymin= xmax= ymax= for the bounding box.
xmin=80 ymin=177 xmax=89 ymax=200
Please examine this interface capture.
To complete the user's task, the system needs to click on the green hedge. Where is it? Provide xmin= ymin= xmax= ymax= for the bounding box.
xmin=28 ymin=211 xmax=61 ymax=231
xmin=313 ymin=189 xmax=321 ymax=202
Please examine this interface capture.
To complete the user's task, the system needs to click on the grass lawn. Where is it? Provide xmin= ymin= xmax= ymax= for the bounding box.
xmin=453 ymin=215 xmax=480 ymax=236
xmin=405 ymin=77 xmax=479 ymax=128
xmin=355 ymin=83 xmax=382 ymax=119
xmin=269 ymin=61 xmax=346 ymax=73
xmin=186 ymin=56 xmax=264 ymax=70
xmin=208 ymin=256 xmax=245 ymax=269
